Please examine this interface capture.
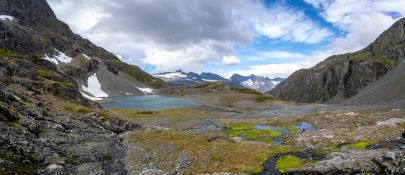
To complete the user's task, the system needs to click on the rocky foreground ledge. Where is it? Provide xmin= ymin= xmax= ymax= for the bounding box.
xmin=0 ymin=55 xmax=141 ymax=174
xmin=0 ymin=87 xmax=141 ymax=174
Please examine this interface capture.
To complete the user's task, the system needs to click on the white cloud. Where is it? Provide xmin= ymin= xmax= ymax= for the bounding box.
xmin=222 ymin=55 xmax=242 ymax=66
xmin=142 ymin=40 xmax=231 ymax=72
xmin=47 ymin=0 xmax=332 ymax=72
xmin=248 ymin=51 xmax=306 ymax=61
xmin=252 ymin=6 xmax=332 ymax=44
xmin=222 ymin=63 xmax=301 ymax=78
xmin=305 ymin=0 xmax=405 ymax=53
xmin=47 ymin=0 xmax=109 ymax=33
xmin=222 ymin=50 xmax=333 ymax=78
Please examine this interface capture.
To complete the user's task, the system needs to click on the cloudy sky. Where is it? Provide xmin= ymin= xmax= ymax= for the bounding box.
xmin=47 ymin=0 xmax=405 ymax=78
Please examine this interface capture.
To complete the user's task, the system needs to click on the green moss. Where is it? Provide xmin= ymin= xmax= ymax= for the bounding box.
xmin=276 ymin=155 xmax=302 ymax=173
xmin=243 ymin=129 xmax=282 ymax=139
xmin=347 ymin=140 xmax=378 ymax=150
xmin=284 ymin=126 xmax=300 ymax=135
xmin=227 ymin=124 xmax=282 ymax=143
xmin=0 ymin=48 xmax=16 ymax=57
xmin=272 ymin=146 xmax=297 ymax=154
xmin=230 ymin=87 xmax=262 ymax=95
xmin=37 ymin=69 xmax=53 ymax=79
xmin=229 ymin=123 xmax=255 ymax=131
xmin=349 ymin=52 xmax=397 ymax=68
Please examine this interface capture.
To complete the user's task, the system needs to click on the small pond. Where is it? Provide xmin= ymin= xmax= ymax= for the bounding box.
xmin=101 ymin=95 xmax=202 ymax=110
xmin=255 ymin=122 xmax=316 ymax=145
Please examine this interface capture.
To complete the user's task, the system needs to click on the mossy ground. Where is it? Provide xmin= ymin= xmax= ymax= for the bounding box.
xmin=347 ymin=140 xmax=379 ymax=150
xmin=128 ymin=130 xmax=296 ymax=174
xmin=226 ymin=123 xmax=282 ymax=143
xmin=276 ymin=155 xmax=302 ymax=173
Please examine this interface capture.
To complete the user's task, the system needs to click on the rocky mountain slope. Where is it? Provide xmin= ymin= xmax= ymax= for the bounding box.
xmin=155 ymin=70 xmax=283 ymax=93
xmin=0 ymin=0 xmax=166 ymax=100
xmin=270 ymin=17 xmax=405 ymax=103
xmin=345 ymin=59 xmax=405 ymax=104
xmin=0 ymin=0 xmax=159 ymax=173
xmin=0 ymin=40 xmax=141 ymax=174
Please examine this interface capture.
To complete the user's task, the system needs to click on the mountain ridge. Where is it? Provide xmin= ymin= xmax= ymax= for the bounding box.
xmin=154 ymin=70 xmax=284 ymax=92
xmin=270 ymin=17 xmax=405 ymax=103
xmin=0 ymin=0 xmax=167 ymax=100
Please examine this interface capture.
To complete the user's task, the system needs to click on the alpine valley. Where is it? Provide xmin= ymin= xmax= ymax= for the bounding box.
xmin=1 ymin=0 xmax=405 ymax=175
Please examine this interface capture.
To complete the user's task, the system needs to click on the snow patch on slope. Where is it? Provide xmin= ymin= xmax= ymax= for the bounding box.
xmin=54 ymin=49 xmax=72 ymax=64
xmin=0 ymin=15 xmax=14 ymax=21
xmin=42 ymin=50 xmax=73 ymax=65
xmin=81 ymin=73 xmax=109 ymax=99
xmin=80 ymin=92 xmax=102 ymax=101
xmin=82 ymin=54 xmax=91 ymax=60
xmin=43 ymin=54 xmax=59 ymax=65
xmin=135 ymin=86 xmax=154 ymax=95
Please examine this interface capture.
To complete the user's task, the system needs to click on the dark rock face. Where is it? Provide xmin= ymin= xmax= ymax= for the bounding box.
xmin=270 ymin=18 xmax=405 ymax=103
xmin=0 ymin=56 xmax=141 ymax=174
xmin=0 ymin=0 xmax=166 ymax=90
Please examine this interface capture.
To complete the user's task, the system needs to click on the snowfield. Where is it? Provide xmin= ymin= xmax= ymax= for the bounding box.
xmin=0 ymin=15 xmax=14 ymax=21
xmin=81 ymin=73 xmax=109 ymax=100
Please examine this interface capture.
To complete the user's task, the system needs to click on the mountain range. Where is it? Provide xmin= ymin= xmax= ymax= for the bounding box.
xmin=154 ymin=70 xmax=284 ymax=93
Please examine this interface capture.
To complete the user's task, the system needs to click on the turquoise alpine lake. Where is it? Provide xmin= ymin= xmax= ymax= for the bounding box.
xmin=101 ymin=95 xmax=202 ymax=110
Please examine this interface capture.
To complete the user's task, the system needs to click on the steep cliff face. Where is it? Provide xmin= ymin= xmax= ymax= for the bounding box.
xmin=0 ymin=0 xmax=167 ymax=100
xmin=270 ymin=18 xmax=405 ymax=103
